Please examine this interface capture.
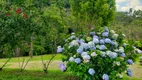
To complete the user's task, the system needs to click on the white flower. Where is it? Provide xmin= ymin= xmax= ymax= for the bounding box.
xmin=96 ymin=45 xmax=100 ymax=49
xmin=106 ymin=51 xmax=111 ymax=55
xmin=112 ymin=34 xmax=118 ymax=40
xmin=119 ymin=47 xmax=124 ymax=53
xmin=69 ymin=57 xmax=75 ymax=62
xmin=116 ymin=61 xmax=120 ymax=66
xmin=122 ymin=34 xmax=126 ymax=37
xmin=88 ymin=41 xmax=95 ymax=49
xmin=70 ymin=40 xmax=79 ymax=47
xmin=110 ymin=30 xmax=115 ymax=34
xmin=119 ymin=74 xmax=123 ymax=78
xmin=91 ymin=52 xmax=97 ymax=57
xmin=108 ymin=52 xmax=118 ymax=58
xmin=81 ymin=52 xmax=88 ymax=57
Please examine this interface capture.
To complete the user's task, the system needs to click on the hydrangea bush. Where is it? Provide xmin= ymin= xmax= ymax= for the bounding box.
xmin=57 ymin=27 xmax=141 ymax=80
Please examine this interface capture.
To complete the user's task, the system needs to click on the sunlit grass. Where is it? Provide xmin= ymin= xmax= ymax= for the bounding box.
xmin=0 ymin=54 xmax=65 ymax=62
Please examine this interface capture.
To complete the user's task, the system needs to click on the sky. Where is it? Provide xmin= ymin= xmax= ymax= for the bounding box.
xmin=116 ymin=0 xmax=142 ymax=12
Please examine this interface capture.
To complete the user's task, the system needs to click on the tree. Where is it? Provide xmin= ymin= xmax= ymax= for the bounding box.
xmin=69 ymin=0 xmax=115 ymax=31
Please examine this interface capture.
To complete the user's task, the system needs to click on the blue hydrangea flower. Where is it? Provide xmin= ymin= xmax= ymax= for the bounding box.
xmin=57 ymin=46 xmax=63 ymax=53
xmin=77 ymin=47 xmax=83 ymax=54
xmin=59 ymin=63 xmax=66 ymax=72
xmin=100 ymin=39 xmax=105 ymax=44
xmin=105 ymin=38 xmax=111 ymax=44
xmin=127 ymin=59 xmax=133 ymax=65
xmin=83 ymin=54 xmax=91 ymax=60
xmin=137 ymin=49 xmax=142 ymax=54
xmin=81 ymin=43 xmax=89 ymax=49
xmin=75 ymin=58 xmax=81 ymax=64
xmin=90 ymin=32 xmax=95 ymax=36
xmin=90 ymin=46 xmax=96 ymax=50
xmin=88 ymin=41 xmax=95 ymax=49
xmin=93 ymin=38 xmax=99 ymax=44
xmin=93 ymin=35 xmax=99 ymax=39
xmin=88 ymin=68 xmax=95 ymax=76
xmin=102 ymin=74 xmax=109 ymax=80
xmin=108 ymin=52 xmax=118 ymax=59
xmin=102 ymin=32 xmax=109 ymax=37
xmin=101 ymin=52 xmax=106 ymax=57
xmin=99 ymin=45 xmax=106 ymax=50
xmin=110 ymin=41 xmax=115 ymax=45
xmin=127 ymin=69 xmax=132 ymax=77
xmin=79 ymin=39 xmax=85 ymax=43
xmin=120 ymin=53 xmax=126 ymax=57
xmin=70 ymin=35 xmax=76 ymax=39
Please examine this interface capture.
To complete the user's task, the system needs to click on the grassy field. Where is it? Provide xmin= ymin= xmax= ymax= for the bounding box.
xmin=0 ymin=54 xmax=142 ymax=80
xmin=0 ymin=54 xmax=64 ymax=62
xmin=0 ymin=69 xmax=77 ymax=80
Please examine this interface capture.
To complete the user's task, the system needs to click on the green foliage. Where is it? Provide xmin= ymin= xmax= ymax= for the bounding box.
xmin=70 ymin=0 xmax=115 ymax=30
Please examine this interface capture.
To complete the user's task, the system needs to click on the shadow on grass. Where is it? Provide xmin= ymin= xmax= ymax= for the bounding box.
xmin=0 ymin=68 xmax=78 ymax=80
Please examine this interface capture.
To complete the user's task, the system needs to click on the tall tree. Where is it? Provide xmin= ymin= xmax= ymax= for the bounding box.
xmin=70 ymin=0 xmax=115 ymax=30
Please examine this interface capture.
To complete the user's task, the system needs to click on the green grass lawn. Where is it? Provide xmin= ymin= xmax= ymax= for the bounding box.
xmin=0 ymin=68 xmax=141 ymax=80
xmin=0 ymin=54 xmax=142 ymax=80
xmin=0 ymin=69 xmax=77 ymax=80
xmin=0 ymin=54 xmax=64 ymax=62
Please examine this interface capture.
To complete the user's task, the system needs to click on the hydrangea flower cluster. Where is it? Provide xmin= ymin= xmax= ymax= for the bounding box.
xmin=57 ymin=27 xmax=140 ymax=80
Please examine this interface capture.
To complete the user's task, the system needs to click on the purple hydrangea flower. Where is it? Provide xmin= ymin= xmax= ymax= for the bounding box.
xmin=57 ymin=46 xmax=63 ymax=53
xmin=102 ymin=74 xmax=109 ymax=80
xmin=90 ymin=32 xmax=95 ymax=36
xmin=88 ymin=68 xmax=95 ymax=76
xmin=102 ymin=32 xmax=109 ymax=37
xmin=99 ymin=45 xmax=106 ymax=50
xmin=127 ymin=59 xmax=133 ymax=65
xmin=120 ymin=53 xmax=126 ymax=57
xmin=105 ymin=38 xmax=111 ymax=44
xmin=100 ymin=39 xmax=105 ymax=44
xmin=127 ymin=69 xmax=132 ymax=77
xmin=59 ymin=63 xmax=66 ymax=72
xmin=75 ymin=58 xmax=81 ymax=64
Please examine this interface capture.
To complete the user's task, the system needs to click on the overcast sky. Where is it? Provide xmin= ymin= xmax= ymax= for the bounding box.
xmin=116 ymin=0 xmax=142 ymax=12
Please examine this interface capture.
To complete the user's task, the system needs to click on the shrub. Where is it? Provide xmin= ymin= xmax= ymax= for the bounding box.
xmin=58 ymin=27 xmax=140 ymax=80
